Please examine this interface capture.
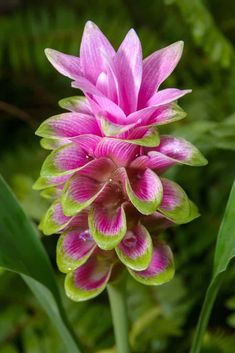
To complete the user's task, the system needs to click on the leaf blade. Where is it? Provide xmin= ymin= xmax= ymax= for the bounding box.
xmin=0 ymin=175 xmax=82 ymax=353
xmin=190 ymin=180 xmax=235 ymax=353
xmin=213 ymin=180 xmax=235 ymax=276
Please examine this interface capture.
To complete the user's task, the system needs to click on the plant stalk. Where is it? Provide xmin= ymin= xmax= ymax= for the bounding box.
xmin=190 ymin=276 xmax=222 ymax=353
xmin=107 ymin=280 xmax=130 ymax=353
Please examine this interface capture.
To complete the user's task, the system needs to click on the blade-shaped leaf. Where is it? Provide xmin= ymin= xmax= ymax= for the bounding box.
xmin=0 ymin=175 xmax=82 ymax=353
xmin=213 ymin=181 xmax=235 ymax=277
xmin=190 ymin=180 xmax=235 ymax=353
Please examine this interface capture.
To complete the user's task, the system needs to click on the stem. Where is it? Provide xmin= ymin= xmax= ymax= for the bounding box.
xmin=190 ymin=275 xmax=223 ymax=353
xmin=107 ymin=280 xmax=130 ymax=353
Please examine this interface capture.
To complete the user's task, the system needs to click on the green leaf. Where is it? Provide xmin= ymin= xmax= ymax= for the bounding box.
xmin=0 ymin=175 xmax=82 ymax=353
xmin=227 ymin=313 xmax=235 ymax=328
xmin=213 ymin=181 xmax=235 ymax=276
xmin=169 ymin=0 xmax=234 ymax=68
xmin=0 ymin=345 xmax=19 ymax=353
xmin=130 ymin=307 xmax=161 ymax=347
xmin=190 ymin=180 xmax=235 ymax=353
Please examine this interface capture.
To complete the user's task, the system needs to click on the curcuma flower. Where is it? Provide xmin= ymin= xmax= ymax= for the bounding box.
xmin=34 ymin=21 xmax=207 ymax=301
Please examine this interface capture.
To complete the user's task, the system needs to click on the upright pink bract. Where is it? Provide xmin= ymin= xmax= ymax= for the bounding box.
xmin=35 ymin=21 xmax=207 ymax=301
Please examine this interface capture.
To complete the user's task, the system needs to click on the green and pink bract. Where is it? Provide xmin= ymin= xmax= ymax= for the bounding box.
xmin=34 ymin=21 xmax=207 ymax=301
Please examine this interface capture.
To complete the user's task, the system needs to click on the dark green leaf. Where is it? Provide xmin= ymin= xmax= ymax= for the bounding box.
xmin=0 ymin=175 xmax=82 ymax=353
xmin=190 ymin=180 xmax=235 ymax=353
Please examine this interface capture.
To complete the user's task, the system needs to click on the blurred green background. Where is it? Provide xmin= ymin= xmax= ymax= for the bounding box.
xmin=0 ymin=0 xmax=235 ymax=352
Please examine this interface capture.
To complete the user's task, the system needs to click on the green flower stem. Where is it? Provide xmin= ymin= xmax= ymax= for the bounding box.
xmin=107 ymin=279 xmax=130 ymax=353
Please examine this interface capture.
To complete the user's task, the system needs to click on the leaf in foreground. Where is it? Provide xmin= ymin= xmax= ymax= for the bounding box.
xmin=190 ymin=180 xmax=235 ymax=353
xmin=0 ymin=175 xmax=82 ymax=353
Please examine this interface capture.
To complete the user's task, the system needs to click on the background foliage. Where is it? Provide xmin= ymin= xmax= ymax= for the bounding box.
xmin=0 ymin=0 xmax=235 ymax=352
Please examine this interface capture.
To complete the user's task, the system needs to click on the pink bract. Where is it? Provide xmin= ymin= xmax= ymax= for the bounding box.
xmin=45 ymin=21 xmax=190 ymax=138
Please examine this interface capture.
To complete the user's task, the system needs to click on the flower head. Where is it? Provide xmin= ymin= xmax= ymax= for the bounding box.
xmin=35 ymin=21 xmax=207 ymax=301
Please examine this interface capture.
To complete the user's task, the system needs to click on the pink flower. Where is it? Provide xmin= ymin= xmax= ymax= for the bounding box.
xmin=44 ymin=21 xmax=190 ymax=141
xmin=35 ymin=21 xmax=207 ymax=301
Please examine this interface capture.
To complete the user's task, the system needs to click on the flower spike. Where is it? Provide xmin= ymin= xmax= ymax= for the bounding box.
xmin=35 ymin=21 xmax=207 ymax=301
